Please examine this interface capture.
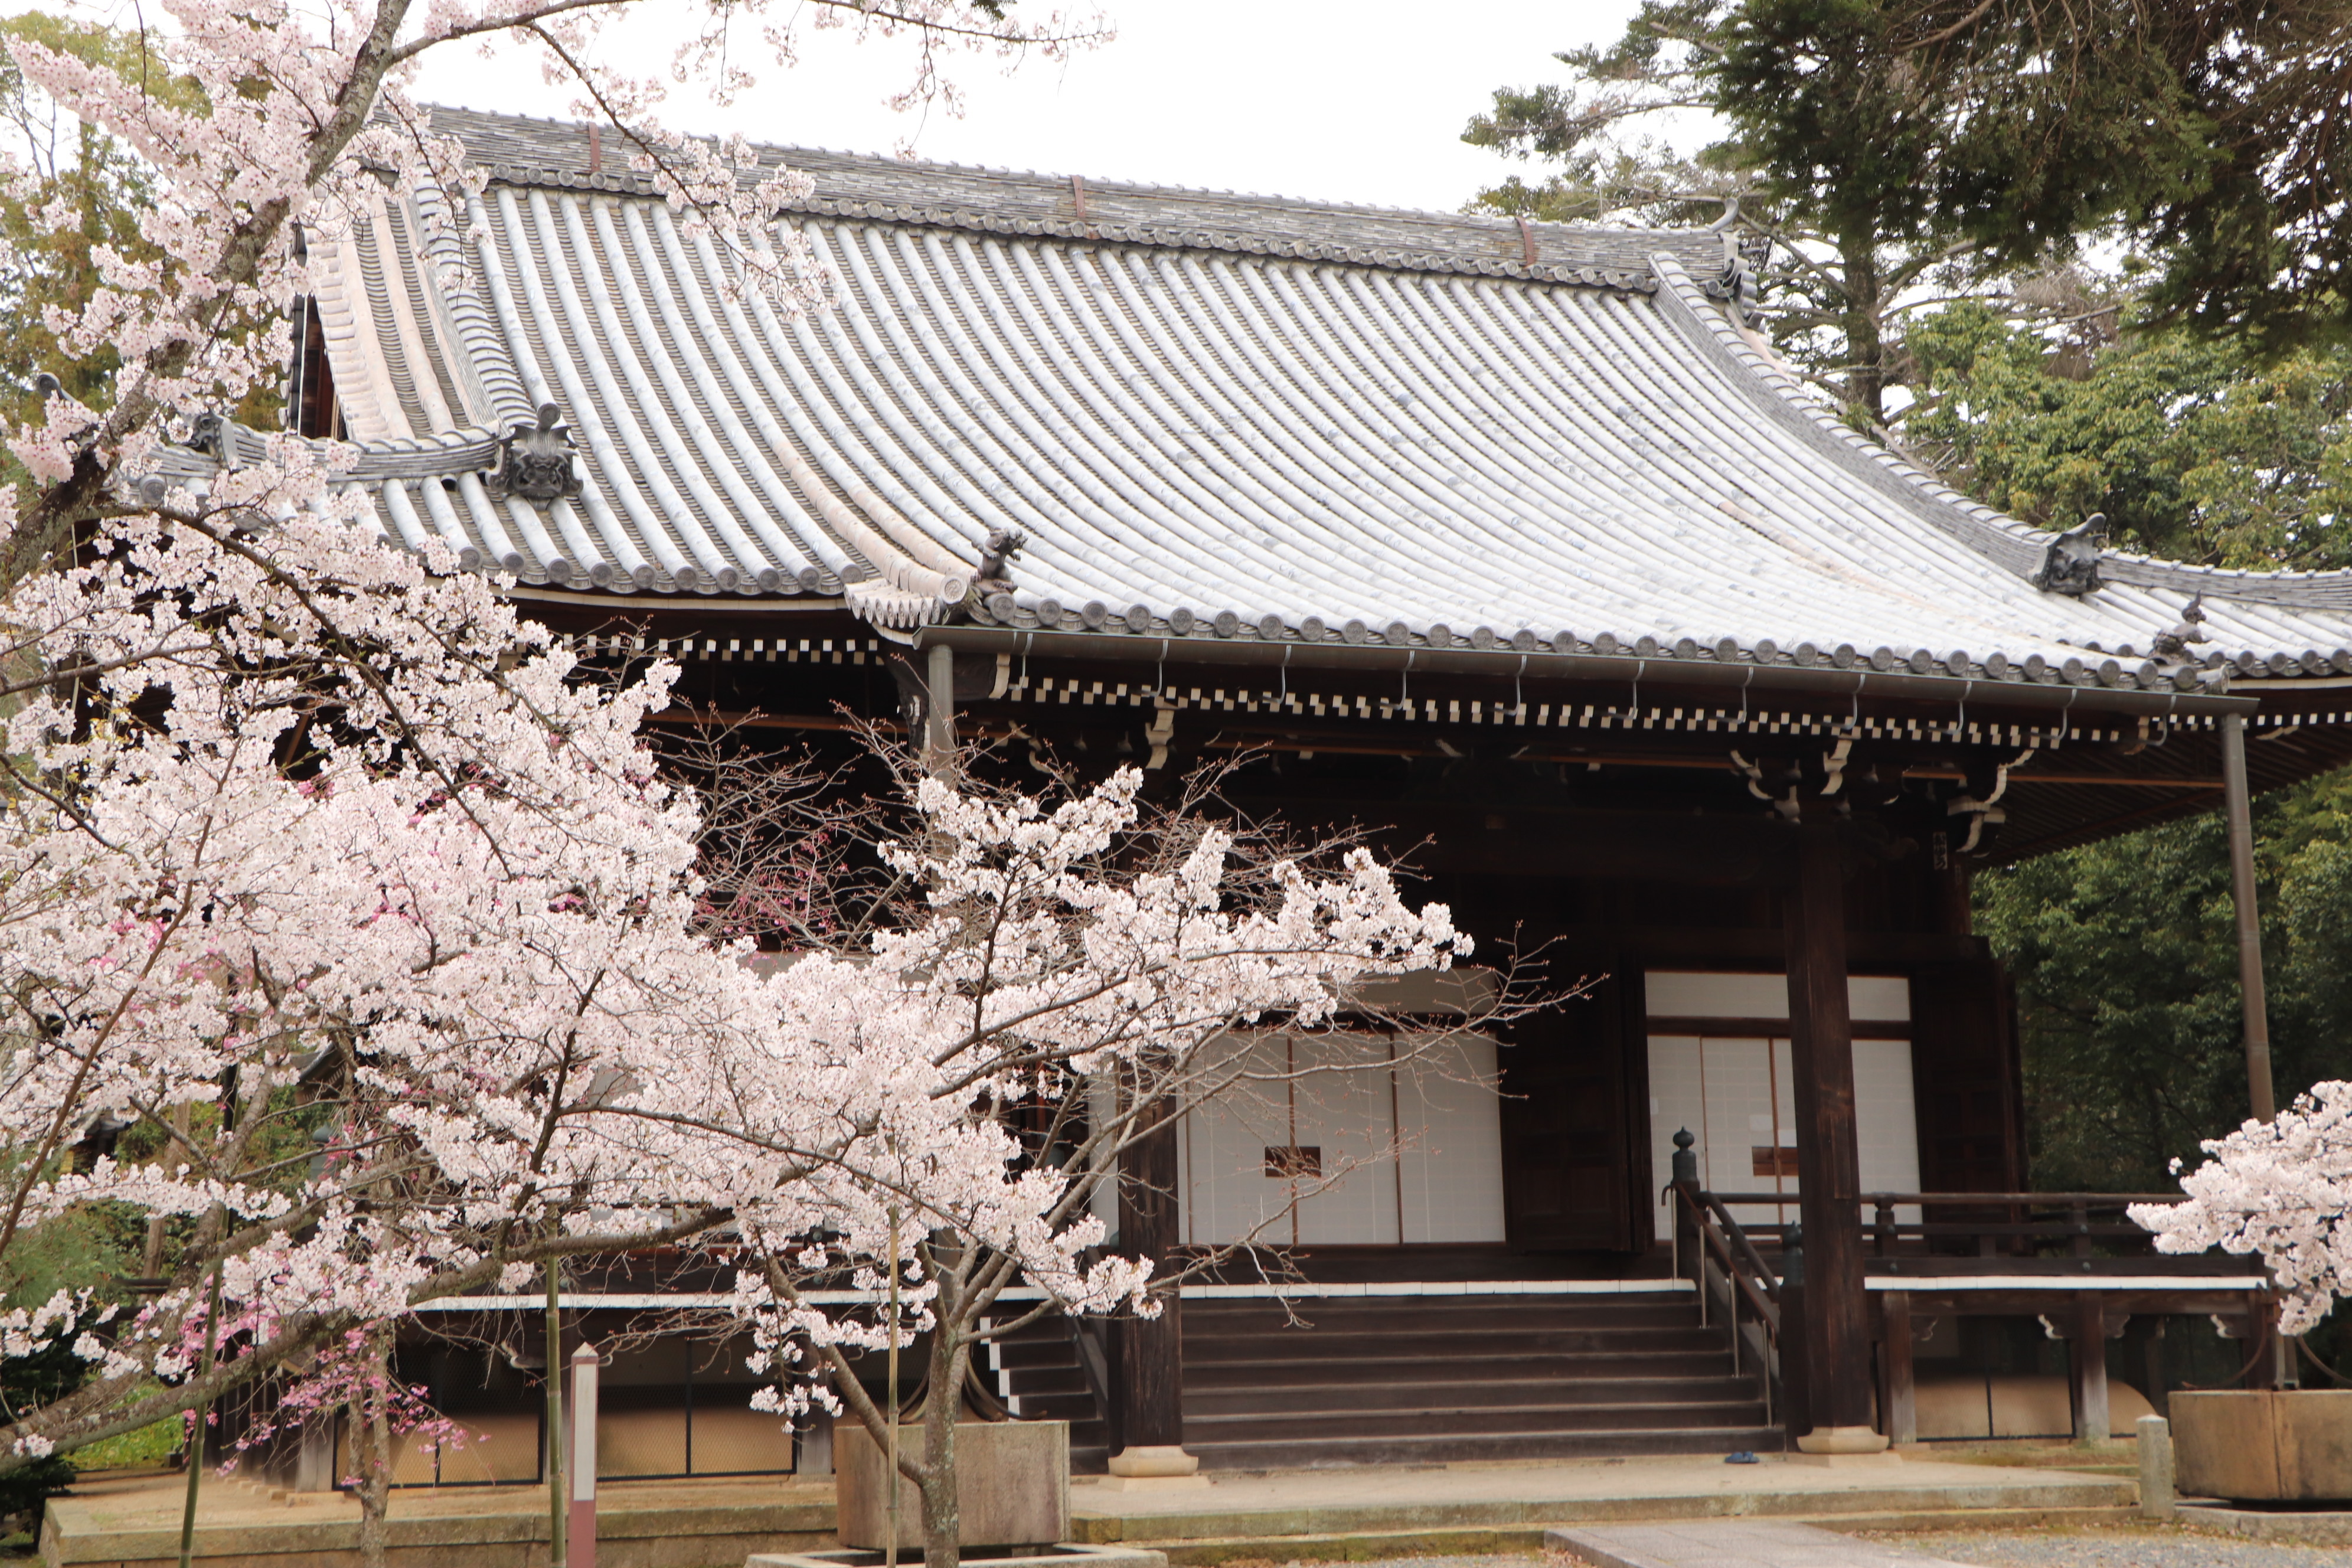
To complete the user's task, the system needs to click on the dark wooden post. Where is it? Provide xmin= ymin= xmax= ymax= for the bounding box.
xmin=1782 ymin=814 xmax=1884 ymax=1453
xmin=2219 ymin=716 xmax=2277 ymax=1121
xmin=1670 ymin=1129 xmax=1701 ymax=1308
xmin=1108 ymin=1082 xmax=1197 ymax=1481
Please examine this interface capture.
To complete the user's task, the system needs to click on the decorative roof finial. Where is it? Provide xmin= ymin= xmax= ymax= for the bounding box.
xmin=975 ymin=527 xmax=1025 ymax=593
xmin=2031 ymin=511 xmax=2107 ymax=597
xmin=2152 ymin=593 xmax=2211 ymax=659
xmin=485 ymin=401 xmax=582 ymax=503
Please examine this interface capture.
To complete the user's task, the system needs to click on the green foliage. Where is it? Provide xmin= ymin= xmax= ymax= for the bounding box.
xmin=1461 ymin=2 xmax=2352 ymax=423
xmin=1459 ymin=1 xmax=2066 ymax=426
xmin=1978 ymin=770 xmax=2352 ymax=1192
xmin=0 ymin=14 xmax=274 ymax=445
xmin=0 ymin=1208 xmax=139 ymax=1311
xmin=1906 ymin=303 xmax=2352 ymax=568
xmin=68 ymin=1416 xmax=175 ymax=1472
xmin=0 ymin=1326 xmax=90 ymax=1527
xmin=0 ymin=15 xmax=171 ymax=430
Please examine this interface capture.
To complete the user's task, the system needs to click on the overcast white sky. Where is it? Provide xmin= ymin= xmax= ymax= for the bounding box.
xmin=411 ymin=2 xmax=1644 ymax=214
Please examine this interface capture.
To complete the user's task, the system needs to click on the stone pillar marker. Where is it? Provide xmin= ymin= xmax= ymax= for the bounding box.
xmin=1783 ymin=814 xmax=1888 ymax=1458
xmin=569 ymin=1343 xmax=599 ymax=1568
xmin=2138 ymin=1414 xmax=2177 ymax=1518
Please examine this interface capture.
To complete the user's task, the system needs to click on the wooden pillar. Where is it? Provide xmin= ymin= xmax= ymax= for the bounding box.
xmin=923 ymin=643 xmax=956 ymax=777
xmin=1783 ymin=814 xmax=1884 ymax=1453
xmin=2219 ymin=716 xmax=2277 ymax=1121
xmin=2069 ymin=1294 xmax=2109 ymax=1443
xmin=1881 ymin=1291 xmax=1916 ymax=1448
xmin=1108 ymin=1082 xmax=1195 ymax=1479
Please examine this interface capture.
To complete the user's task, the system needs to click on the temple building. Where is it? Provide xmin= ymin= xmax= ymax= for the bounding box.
xmin=226 ymin=106 xmax=2352 ymax=1480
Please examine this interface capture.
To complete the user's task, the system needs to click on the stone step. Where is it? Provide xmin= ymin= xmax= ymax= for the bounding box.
xmin=997 ymin=1339 xmax=1093 ymax=1370
xmin=1185 ymin=1374 xmax=1763 ymax=1416
xmin=1185 ymin=1425 xmax=1789 ymax=1469
xmin=1004 ymin=1370 xmax=1093 ymax=1404
xmin=1183 ymin=1298 xmax=1700 ymax=1332
xmin=1184 ymin=1349 xmax=1738 ymax=1387
xmin=1181 ymin=1326 xmax=1730 ymax=1360
xmin=1187 ymin=1399 xmax=1773 ymax=1442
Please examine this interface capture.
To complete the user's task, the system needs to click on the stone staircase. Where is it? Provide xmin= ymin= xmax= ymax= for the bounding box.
xmin=988 ymin=1314 xmax=1113 ymax=1473
xmin=995 ymin=1288 xmax=1781 ymax=1472
xmin=1178 ymin=1291 xmax=1782 ymax=1469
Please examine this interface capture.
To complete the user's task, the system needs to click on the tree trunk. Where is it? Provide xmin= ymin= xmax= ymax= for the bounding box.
xmin=352 ymin=1331 xmax=394 ymax=1568
xmin=1840 ymin=234 xmax=1886 ymax=427
xmin=919 ymin=1323 xmax=969 ymax=1568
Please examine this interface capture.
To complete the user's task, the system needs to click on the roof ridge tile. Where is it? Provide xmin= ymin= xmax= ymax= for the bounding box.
xmin=433 ymin=104 xmax=1719 ymax=286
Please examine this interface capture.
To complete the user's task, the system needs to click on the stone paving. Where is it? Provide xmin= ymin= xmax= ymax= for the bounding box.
xmin=1067 ymin=1455 xmax=2133 ymax=1542
xmin=1332 ymin=1534 xmax=2352 ymax=1568
xmin=1550 ymin=1520 xmax=1979 ymax=1568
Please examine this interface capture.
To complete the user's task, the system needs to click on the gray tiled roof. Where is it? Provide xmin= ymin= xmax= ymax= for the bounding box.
xmin=271 ymin=107 xmax=2352 ymax=688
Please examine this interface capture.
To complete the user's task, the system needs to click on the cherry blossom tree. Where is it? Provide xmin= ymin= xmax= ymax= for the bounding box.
xmin=722 ymin=762 xmax=1482 ymax=1567
xmin=2133 ymin=1082 xmax=2352 ymax=1335
xmin=0 ymin=501 xmax=1462 ymax=1526
xmin=0 ymin=14 xmax=1481 ymax=1568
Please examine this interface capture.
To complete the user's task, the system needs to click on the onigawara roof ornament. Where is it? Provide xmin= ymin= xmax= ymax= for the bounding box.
xmin=976 ymin=527 xmax=1025 ymax=590
xmin=2152 ymin=593 xmax=2211 ymax=659
xmin=969 ymin=527 xmax=1026 ymax=619
xmin=2033 ymin=512 xmax=2108 ymax=597
xmin=484 ymin=402 xmax=582 ymax=504
xmin=184 ymin=410 xmax=231 ymax=464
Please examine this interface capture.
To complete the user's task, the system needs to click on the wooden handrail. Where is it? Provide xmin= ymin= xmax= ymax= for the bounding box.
xmin=1671 ymin=1182 xmax=1783 ymax=1427
xmin=1702 ymin=1192 xmax=1783 ymax=1304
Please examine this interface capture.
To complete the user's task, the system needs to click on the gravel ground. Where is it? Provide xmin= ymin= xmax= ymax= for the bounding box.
xmin=1864 ymin=1525 xmax=2352 ymax=1567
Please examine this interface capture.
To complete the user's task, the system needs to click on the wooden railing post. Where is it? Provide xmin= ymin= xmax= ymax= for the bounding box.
xmin=1778 ymin=1222 xmax=1811 ymax=1446
xmin=2069 ymin=1293 xmax=2109 ymax=1443
xmin=1671 ymin=1129 xmax=1701 ymax=1321
xmin=1873 ymin=1196 xmax=1896 ymax=1257
xmin=1881 ymin=1291 xmax=1915 ymax=1447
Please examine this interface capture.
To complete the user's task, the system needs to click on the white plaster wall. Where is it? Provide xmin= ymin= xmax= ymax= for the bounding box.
xmin=1178 ymin=1033 xmax=1296 ymax=1247
xmin=1397 ymin=1036 xmax=1507 ymax=1244
xmin=1180 ymin=1033 xmax=1505 ymax=1247
xmin=1645 ymin=971 xmax=1911 ymax=1021
xmin=1645 ymin=971 xmax=1920 ymax=1241
xmin=1289 ymin=1034 xmax=1400 ymax=1245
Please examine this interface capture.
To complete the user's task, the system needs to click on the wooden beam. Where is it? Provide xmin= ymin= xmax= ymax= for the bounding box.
xmin=1648 ymin=1015 xmax=1911 ymax=1041
xmin=1784 ymin=814 xmax=1881 ymax=1449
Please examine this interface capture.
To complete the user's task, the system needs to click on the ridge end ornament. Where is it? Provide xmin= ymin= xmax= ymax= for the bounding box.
xmin=2033 ymin=511 xmax=2108 ymax=597
xmin=485 ymin=401 xmax=583 ymax=504
xmin=2151 ymin=593 xmax=2211 ymax=659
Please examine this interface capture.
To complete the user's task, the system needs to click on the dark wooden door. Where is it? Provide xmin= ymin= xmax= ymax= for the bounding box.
xmin=1909 ymin=959 xmax=2026 ymax=1193
xmin=1498 ymin=961 xmax=1639 ymax=1250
